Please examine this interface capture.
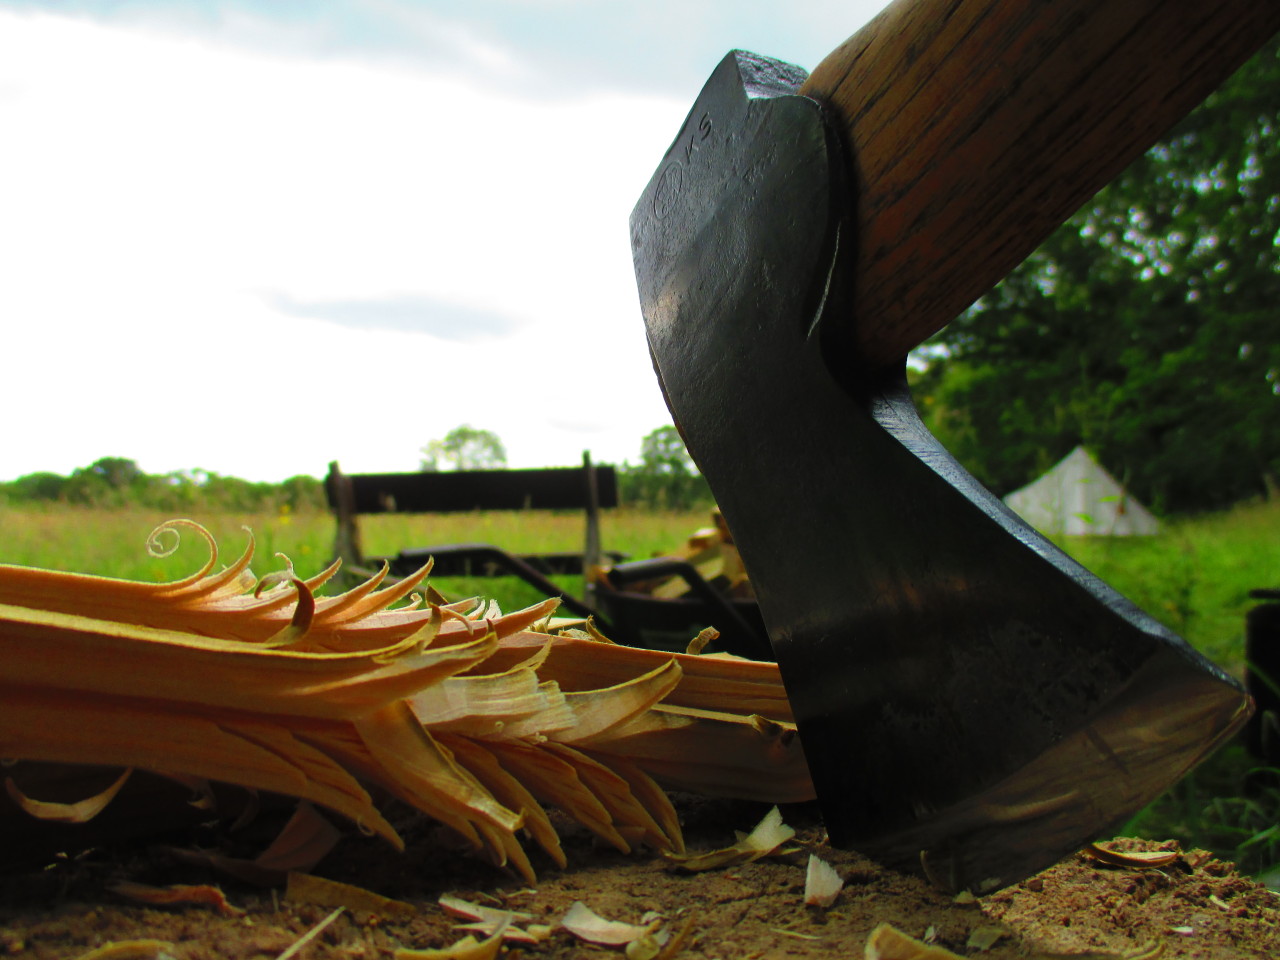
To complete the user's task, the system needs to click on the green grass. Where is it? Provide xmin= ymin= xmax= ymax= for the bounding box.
xmin=4 ymin=500 xmax=1280 ymax=877
xmin=1050 ymin=498 xmax=1280 ymax=672
xmin=0 ymin=503 xmax=714 ymax=606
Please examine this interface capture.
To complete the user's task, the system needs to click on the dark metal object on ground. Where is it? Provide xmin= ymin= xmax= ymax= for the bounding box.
xmin=390 ymin=544 xmax=608 ymax=621
xmin=1245 ymin=589 xmax=1280 ymax=764
xmin=327 ymin=459 xmax=766 ymax=645
xmin=597 ymin=557 xmax=770 ymax=659
xmin=324 ymin=456 xmax=620 ymax=616
xmin=630 ymin=43 xmax=1252 ymax=893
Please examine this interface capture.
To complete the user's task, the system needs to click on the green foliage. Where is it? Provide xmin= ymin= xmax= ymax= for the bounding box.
xmin=914 ymin=39 xmax=1280 ymax=513
xmin=640 ymin=425 xmax=694 ymax=475
xmin=9 ymin=472 xmax=67 ymax=501
xmin=0 ymin=460 xmax=326 ymax=513
xmin=421 ymin=425 xmax=508 ymax=471
xmin=618 ymin=425 xmax=713 ymax=510
xmin=1051 ymin=498 xmax=1280 ymax=671
xmin=80 ymin=456 xmax=144 ymax=489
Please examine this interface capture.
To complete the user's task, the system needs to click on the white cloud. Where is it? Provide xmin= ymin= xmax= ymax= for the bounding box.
xmin=363 ymin=0 xmax=529 ymax=79
xmin=0 ymin=9 xmax=683 ymax=480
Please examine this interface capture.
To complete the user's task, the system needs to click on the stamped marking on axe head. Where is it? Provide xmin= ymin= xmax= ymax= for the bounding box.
xmin=630 ymin=49 xmax=1251 ymax=893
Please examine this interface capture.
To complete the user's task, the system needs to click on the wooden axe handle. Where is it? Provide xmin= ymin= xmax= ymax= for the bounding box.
xmin=800 ymin=0 xmax=1280 ymax=368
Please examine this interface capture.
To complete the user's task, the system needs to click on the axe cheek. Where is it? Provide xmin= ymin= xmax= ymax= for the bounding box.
xmin=630 ymin=43 xmax=1253 ymax=893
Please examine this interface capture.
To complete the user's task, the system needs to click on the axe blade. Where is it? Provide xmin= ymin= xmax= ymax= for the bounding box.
xmin=630 ymin=50 xmax=1250 ymax=893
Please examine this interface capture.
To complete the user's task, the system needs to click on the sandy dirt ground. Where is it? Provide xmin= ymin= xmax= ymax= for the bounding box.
xmin=2 ymin=793 xmax=1278 ymax=960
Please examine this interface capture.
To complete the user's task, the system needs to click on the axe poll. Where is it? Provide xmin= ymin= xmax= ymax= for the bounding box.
xmin=630 ymin=0 xmax=1280 ymax=892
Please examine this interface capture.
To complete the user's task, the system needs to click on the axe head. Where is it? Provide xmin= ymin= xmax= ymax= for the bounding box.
xmin=630 ymin=51 xmax=1250 ymax=893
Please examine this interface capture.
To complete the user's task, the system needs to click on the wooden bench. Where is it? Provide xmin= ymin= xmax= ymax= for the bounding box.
xmin=324 ymin=455 xmax=621 ymax=619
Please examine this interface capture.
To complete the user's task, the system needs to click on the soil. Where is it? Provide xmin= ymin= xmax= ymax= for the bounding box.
xmin=2 ymin=795 xmax=1277 ymax=960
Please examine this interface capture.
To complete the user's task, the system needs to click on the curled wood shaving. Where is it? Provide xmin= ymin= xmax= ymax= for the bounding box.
xmin=965 ymin=925 xmax=1007 ymax=951
xmin=686 ymin=627 xmax=718 ymax=655
xmin=625 ymin=928 xmax=667 ymax=960
xmin=561 ymin=901 xmax=664 ymax=947
xmin=5 ymin=767 xmax=132 ymax=822
xmin=1083 ymin=842 xmax=1180 ymax=869
xmin=255 ymin=803 xmax=343 ymax=873
xmin=664 ymin=805 xmax=795 ymax=872
xmin=438 ymin=893 xmax=533 ymax=924
xmin=394 ymin=917 xmax=510 ymax=960
xmin=438 ymin=894 xmax=545 ymax=944
xmin=107 ymin=881 xmax=241 ymax=917
xmin=804 ymin=853 xmax=844 ymax=907
xmin=166 ymin=803 xmax=340 ymax=886
xmin=285 ymin=871 xmax=414 ymax=918
xmin=655 ymin=916 xmax=696 ymax=960
xmin=0 ymin=521 xmax=810 ymax=879
xmin=865 ymin=923 xmax=964 ymax=959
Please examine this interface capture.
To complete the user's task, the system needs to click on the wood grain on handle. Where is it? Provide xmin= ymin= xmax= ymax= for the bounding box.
xmin=800 ymin=0 xmax=1280 ymax=369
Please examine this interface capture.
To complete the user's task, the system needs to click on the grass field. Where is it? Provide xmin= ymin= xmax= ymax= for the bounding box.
xmin=0 ymin=504 xmax=717 ymax=611
xmin=1055 ymin=500 xmax=1280 ymax=672
xmin=3 ymin=499 xmax=1280 ymax=878
xmin=2 ymin=499 xmax=1275 ymax=665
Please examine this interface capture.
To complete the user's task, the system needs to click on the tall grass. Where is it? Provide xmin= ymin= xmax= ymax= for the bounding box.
xmin=7 ymin=499 xmax=1270 ymax=662
xmin=4 ymin=500 xmax=1280 ymax=876
xmin=0 ymin=505 xmax=332 ymax=583
xmin=0 ymin=504 xmax=715 ymax=606
xmin=1053 ymin=498 xmax=1280 ymax=672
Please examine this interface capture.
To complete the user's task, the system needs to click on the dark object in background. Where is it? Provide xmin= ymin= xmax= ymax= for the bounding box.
xmin=324 ymin=455 xmax=621 ymax=619
xmin=592 ymin=509 xmax=771 ymax=660
xmin=1245 ymin=589 xmax=1280 ymax=764
xmin=595 ymin=557 xmax=770 ymax=659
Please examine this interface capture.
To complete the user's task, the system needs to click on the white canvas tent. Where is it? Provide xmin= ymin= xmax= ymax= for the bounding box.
xmin=1002 ymin=445 xmax=1160 ymax=536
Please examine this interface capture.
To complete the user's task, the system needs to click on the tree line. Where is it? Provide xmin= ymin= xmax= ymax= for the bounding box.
xmin=1 ymin=458 xmax=329 ymax=512
xmin=0 ymin=427 xmax=714 ymax=513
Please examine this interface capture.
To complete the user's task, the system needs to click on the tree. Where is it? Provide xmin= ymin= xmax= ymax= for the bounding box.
xmin=421 ymin=425 xmax=508 ymax=471
xmin=619 ymin=425 xmax=711 ymax=510
xmin=7 ymin=471 xmax=65 ymax=501
xmin=63 ymin=457 xmax=146 ymax=505
xmin=280 ymin=474 xmax=326 ymax=511
xmin=86 ymin=457 xmax=144 ymax=488
xmin=0 ymin=461 xmax=325 ymax=512
xmin=913 ymin=38 xmax=1280 ymax=513
xmin=640 ymin=425 xmax=695 ymax=476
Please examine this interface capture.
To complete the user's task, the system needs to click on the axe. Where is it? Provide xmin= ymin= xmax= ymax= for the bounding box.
xmin=630 ymin=0 xmax=1280 ymax=893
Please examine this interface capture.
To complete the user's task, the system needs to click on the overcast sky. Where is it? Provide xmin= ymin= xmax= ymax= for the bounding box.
xmin=0 ymin=0 xmax=888 ymax=482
